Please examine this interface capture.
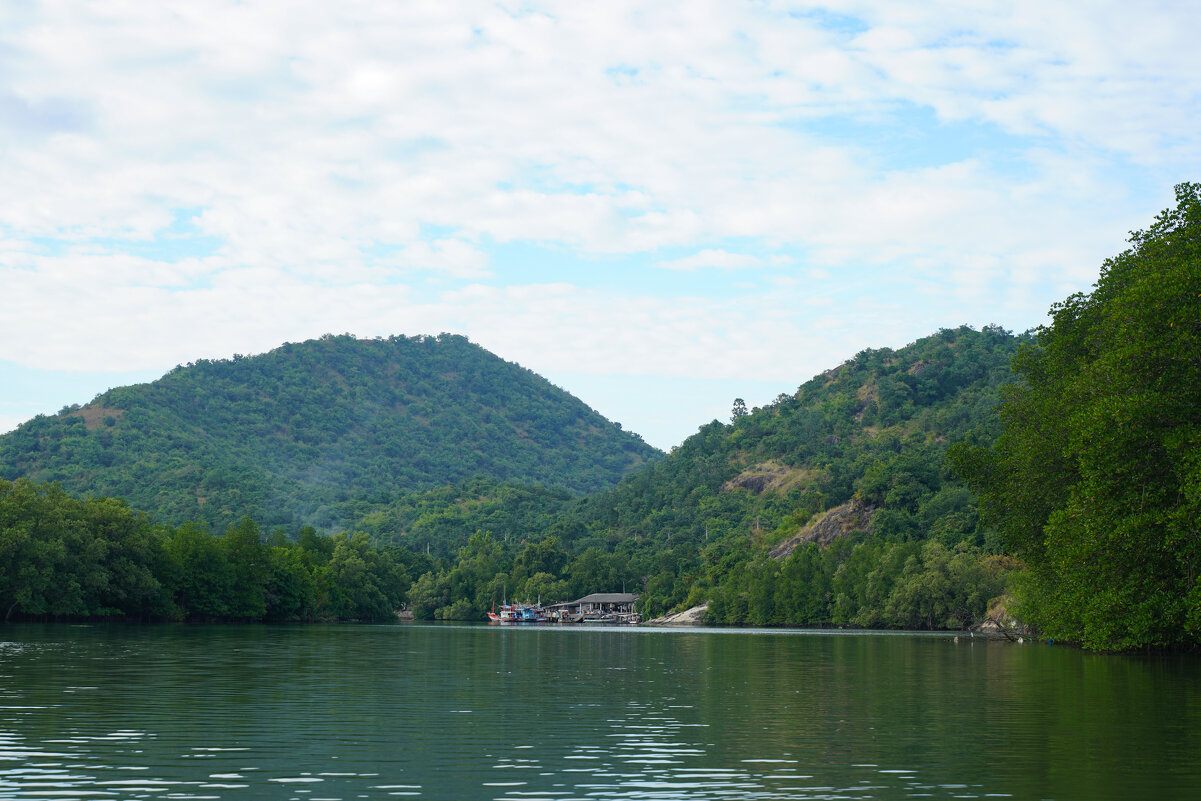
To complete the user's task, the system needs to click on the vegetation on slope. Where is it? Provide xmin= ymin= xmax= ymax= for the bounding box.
xmin=573 ymin=324 xmax=1024 ymax=624
xmin=395 ymin=325 xmax=1027 ymax=626
xmin=1 ymin=326 xmax=1025 ymax=630
xmin=0 ymin=333 xmax=659 ymax=532
xmin=951 ymin=182 xmax=1201 ymax=651
xmin=348 ymin=477 xmax=575 ymax=560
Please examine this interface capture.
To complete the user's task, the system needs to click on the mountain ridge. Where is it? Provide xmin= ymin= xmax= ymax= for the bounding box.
xmin=0 ymin=333 xmax=660 ymax=531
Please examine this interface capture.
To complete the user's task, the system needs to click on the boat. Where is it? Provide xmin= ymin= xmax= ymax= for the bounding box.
xmin=517 ymin=605 xmax=546 ymax=622
xmin=487 ymin=602 xmax=517 ymax=623
xmin=487 ymin=601 xmax=546 ymax=623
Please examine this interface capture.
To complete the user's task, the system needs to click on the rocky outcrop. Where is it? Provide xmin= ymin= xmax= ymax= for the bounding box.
xmin=768 ymin=499 xmax=877 ymax=559
xmin=646 ymin=603 xmax=708 ymax=626
xmin=972 ymin=595 xmax=1032 ymax=640
xmin=721 ymin=460 xmax=820 ymax=496
xmin=721 ymin=461 xmax=791 ymax=494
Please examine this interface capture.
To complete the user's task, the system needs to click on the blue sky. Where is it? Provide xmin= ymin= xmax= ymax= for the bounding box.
xmin=2 ymin=1 xmax=1199 ymax=450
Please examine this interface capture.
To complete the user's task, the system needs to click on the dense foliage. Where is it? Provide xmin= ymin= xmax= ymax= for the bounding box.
xmin=396 ymin=326 xmax=1026 ymax=628
xmin=950 ymin=183 xmax=1201 ymax=651
xmin=0 ymin=334 xmax=658 ymax=532
xmin=0 ymin=478 xmax=426 ymax=622
xmin=349 ymin=476 xmax=575 ymax=559
xmin=568 ymin=325 xmax=1024 ymax=623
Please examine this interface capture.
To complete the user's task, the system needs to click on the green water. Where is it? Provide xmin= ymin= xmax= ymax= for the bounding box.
xmin=0 ymin=624 xmax=1197 ymax=800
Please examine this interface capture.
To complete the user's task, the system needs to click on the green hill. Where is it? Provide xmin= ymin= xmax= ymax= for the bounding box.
xmin=580 ymin=323 xmax=1024 ymax=554
xmin=401 ymin=325 xmax=1029 ymax=627
xmin=0 ymin=333 xmax=660 ymax=531
xmin=552 ymin=324 xmax=1028 ymax=623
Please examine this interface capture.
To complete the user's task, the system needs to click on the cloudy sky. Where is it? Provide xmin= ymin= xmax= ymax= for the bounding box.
xmin=2 ymin=1 xmax=1198 ymax=449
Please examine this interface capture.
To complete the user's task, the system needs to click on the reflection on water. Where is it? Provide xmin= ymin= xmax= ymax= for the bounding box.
xmin=0 ymin=624 xmax=1198 ymax=800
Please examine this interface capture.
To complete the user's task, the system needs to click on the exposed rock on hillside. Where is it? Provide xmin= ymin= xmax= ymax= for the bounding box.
xmin=768 ymin=499 xmax=877 ymax=559
xmin=973 ymin=594 xmax=1032 ymax=640
xmin=721 ymin=460 xmax=820 ymax=496
xmin=646 ymin=603 xmax=708 ymax=626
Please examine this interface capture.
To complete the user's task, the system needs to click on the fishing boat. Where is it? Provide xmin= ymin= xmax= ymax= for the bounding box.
xmin=487 ymin=601 xmax=546 ymax=623
xmin=487 ymin=603 xmax=517 ymax=623
xmin=517 ymin=604 xmax=546 ymax=622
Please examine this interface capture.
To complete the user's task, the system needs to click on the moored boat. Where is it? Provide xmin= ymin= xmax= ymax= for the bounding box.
xmin=488 ymin=602 xmax=546 ymax=623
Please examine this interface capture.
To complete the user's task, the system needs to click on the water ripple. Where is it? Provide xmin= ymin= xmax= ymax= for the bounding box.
xmin=0 ymin=624 xmax=1197 ymax=799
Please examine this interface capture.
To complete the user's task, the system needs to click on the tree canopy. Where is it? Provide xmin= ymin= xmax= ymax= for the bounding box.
xmin=0 ymin=478 xmax=420 ymax=623
xmin=950 ymin=183 xmax=1201 ymax=651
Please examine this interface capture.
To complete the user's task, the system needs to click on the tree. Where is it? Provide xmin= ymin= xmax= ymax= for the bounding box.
xmin=168 ymin=521 xmax=234 ymax=619
xmin=0 ymin=479 xmax=67 ymax=620
xmin=263 ymin=545 xmax=319 ymax=621
xmin=950 ymin=183 xmax=1201 ymax=651
xmin=730 ymin=398 xmax=748 ymax=423
xmin=221 ymin=518 xmax=269 ymax=619
xmin=326 ymin=532 xmax=409 ymax=620
xmin=408 ymin=571 xmax=449 ymax=619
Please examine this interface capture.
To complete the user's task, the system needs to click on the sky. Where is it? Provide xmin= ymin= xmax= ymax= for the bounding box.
xmin=2 ymin=1 xmax=1199 ymax=451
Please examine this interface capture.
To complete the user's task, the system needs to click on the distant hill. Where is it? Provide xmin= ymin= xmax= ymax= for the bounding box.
xmin=560 ymin=324 xmax=1029 ymax=621
xmin=581 ymin=325 xmax=1024 ymax=541
xmin=0 ymin=334 xmax=660 ymax=531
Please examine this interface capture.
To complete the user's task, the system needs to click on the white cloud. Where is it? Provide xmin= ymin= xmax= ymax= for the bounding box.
xmin=0 ymin=1 xmax=1197 ymax=446
xmin=656 ymin=249 xmax=765 ymax=271
xmin=5 ymin=1 xmax=1192 ymax=262
xmin=384 ymin=238 xmax=492 ymax=279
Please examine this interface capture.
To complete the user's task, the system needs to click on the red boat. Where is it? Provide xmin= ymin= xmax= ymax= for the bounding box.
xmin=488 ymin=602 xmax=546 ymax=623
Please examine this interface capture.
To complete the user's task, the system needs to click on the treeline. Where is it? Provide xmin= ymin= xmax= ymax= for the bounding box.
xmin=408 ymin=532 xmax=627 ymax=620
xmin=355 ymin=522 xmax=1013 ymax=631
xmin=0 ymin=479 xmax=427 ymax=622
xmin=702 ymin=540 xmax=1013 ymax=629
xmin=0 ymin=475 xmax=1014 ymax=631
xmin=397 ymin=530 xmax=1012 ymax=630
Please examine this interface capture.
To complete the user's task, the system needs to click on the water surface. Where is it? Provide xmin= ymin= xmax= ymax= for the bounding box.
xmin=0 ymin=624 xmax=1197 ymax=800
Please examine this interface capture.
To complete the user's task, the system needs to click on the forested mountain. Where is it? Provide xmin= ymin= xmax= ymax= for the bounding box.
xmin=401 ymin=325 xmax=1029 ymax=627
xmin=569 ymin=323 xmax=1026 ymax=621
xmin=0 ymin=325 xmax=1025 ymax=628
xmin=0 ymin=334 xmax=659 ymax=531
xmin=580 ymin=323 xmax=1023 ymax=552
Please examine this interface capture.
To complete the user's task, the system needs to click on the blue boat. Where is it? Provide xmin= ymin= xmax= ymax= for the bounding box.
xmin=488 ymin=602 xmax=546 ymax=623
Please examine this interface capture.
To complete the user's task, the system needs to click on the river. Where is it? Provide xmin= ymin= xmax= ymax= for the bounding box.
xmin=0 ymin=623 xmax=1197 ymax=800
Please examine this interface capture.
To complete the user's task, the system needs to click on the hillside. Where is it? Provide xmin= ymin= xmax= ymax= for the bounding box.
xmin=0 ymin=334 xmax=660 ymax=531
xmin=0 ymin=324 xmax=1029 ymax=629
xmin=577 ymin=324 xmax=1022 ymax=549
xmin=402 ymin=325 xmax=1029 ymax=626
xmin=542 ymin=325 xmax=1027 ymax=624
